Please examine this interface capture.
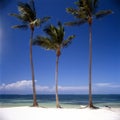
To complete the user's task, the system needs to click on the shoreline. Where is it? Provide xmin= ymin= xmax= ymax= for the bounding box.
xmin=0 ymin=106 xmax=120 ymax=120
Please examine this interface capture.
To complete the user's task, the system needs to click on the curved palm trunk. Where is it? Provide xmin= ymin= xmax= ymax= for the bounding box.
xmin=88 ymin=23 xmax=93 ymax=108
xmin=55 ymin=55 xmax=61 ymax=108
xmin=30 ymin=29 xmax=38 ymax=107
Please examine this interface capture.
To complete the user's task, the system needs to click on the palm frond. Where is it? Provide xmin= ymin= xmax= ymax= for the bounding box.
xmin=62 ymin=35 xmax=75 ymax=48
xmin=11 ymin=25 xmax=28 ymax=29
xmin=66 ymin=8 xmax=78 ymax=16
xmin=66 ymin=1 xmax=89 ymax=19
xmin=32 ymin=17 xmax=50 ymax=27
xmin=44 ymin=22 xmax=65 ymax=44
xmin=10 ymin=13 xmax=29 ymax=23
xmin=18 ymin=2 xmax=36 ymax=21
xmin=87 ymin=0 xmax=92 ymax=10
xmin=75 ymin=0 xmax=81 ymax=7
xmin=64 ymin=19 xmax=87 ymax=26
xmin=33 ymin=36 xmax=56 ymax=50
xmin=95 ymin=10 xmax=113 ymax=19
xmin=92 ymin=0 xmax=99 ymax=14
xmin=58 ymin=21 xmax=63 ymax=28
xmin=93 ymin=0 xmax=98 ymax=8
xmin=29 ymin=0 xmax=36 ymax=16
xmin=44 ymin=24 xmax=58 ymax=41
xmin=40 ymin=17 xmax=51 ymax=24
xmin=57 ymin=22 xmax=64 ymax=43
xmin=10 ymin=13 xmax=23 ymax=20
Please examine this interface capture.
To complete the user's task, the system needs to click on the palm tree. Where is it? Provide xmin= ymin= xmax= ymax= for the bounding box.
xmin=10 ymin=0 xmax=50 ymax=107
xmin=33 ymin=22 xmax=75 ymax=108
xmin=65 ymin=0 xmax=112 ymax=108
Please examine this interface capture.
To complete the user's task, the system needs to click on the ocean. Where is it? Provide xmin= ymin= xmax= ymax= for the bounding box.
xmin=0 ymin=94 xmax=120 ymax=108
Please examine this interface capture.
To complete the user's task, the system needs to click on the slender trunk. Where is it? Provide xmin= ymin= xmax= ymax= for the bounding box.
xmin=88 ymin=23 xmax=93 ymax=108
xmin=55 ymin=55 xmax=61 ymax=108
xmin=30 ymin=29 xmax=38 ymax=107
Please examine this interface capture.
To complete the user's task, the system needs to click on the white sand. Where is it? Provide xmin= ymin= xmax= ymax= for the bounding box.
xmin=0 ymin=106 xmax=120 ymax=120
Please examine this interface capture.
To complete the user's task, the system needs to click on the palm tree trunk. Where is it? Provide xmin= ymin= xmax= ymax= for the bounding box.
xmin=30 ymin=29 xmax=38 ymax=107
xmin=55 ymin=55 xmax=61 ymax=108
xmin=88 ymin=23 xmax=93 ymax=108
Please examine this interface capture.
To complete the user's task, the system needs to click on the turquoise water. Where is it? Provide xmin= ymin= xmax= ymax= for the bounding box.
xmin=0 ymin=94 xmax=120 ymax=108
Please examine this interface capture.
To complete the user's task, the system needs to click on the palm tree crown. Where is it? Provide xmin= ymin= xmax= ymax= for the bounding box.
xmin=65 ymin=0 xmax=112 ymax=26
xmin=33 ymin=22 xmax=75 ymax=56
xmin=10 ymin=0 xmax=50 ymax=30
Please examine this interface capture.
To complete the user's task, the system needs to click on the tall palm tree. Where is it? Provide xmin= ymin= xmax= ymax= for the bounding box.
xmin=33 ymin=22 xmax=75 ymax=108
xmin=10 ymin=0 xmax=50 ymax=107
xmin=65 ymin=0 xmax=112 ymax=108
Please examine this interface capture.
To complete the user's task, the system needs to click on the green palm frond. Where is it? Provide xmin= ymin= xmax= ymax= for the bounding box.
xmin=62 ymin=35 xmax=75 ymax=48
xmin=39 ymin=17 xmax=51 ymax=25
xmin=10 ymin=13 xmax=24 ymax=21
xmin=92 ymin=0 xmax=98 ymax=14
xmin=11 ymin=25 xmax=28 ymax=29
xmin=93 ymin=0 xmax=98 ymax=8
xmin=18 ymin=2 xmax=36 ymax=22
xmin=66 ymin=8 xmax=78 ymax=16
xmin=33 ymin=36 xmax=56 ymax=50
xmin=64 ymin=19 xmax=87 ymax=26
xmin=10 ymin=13 xmax=30 ymax=23
xmin=29 ymin=0 xmax=36 ymax=17
xmin=86 ymin=0 xmax=92 ymax=10
xmin=79 ymin=0 xmax=98 ymax=14
xmin=57 ymin=22 xmax=64 ymax=43
xmin=44 ymin=24 xmax=58 ymax=41
xmin=74 ymin=0 xmax=81 ymax=7
xmin=95 ymin=10 xmax=113 ymax=19
xmin=67 ymin=0 xmax=89 ymax=20
xmin=44 ymin=22 xmax=64 ymax=44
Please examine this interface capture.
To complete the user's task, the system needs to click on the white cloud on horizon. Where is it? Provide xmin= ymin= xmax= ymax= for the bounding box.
xmin=95 ymin=83 xmax=111 ymax=87
xmin=58 ymin=86 xmax=88 ymax=91
xmin=0 ymin=80 xmax=120 ymax=94
xmin=0 ymin=80 xmax=88 ymax=94
xmin=0 ymin=80 xmax=50 ymax=93
xmin=95 ymin=82 xmax=120 ymax=88
xmin=0 ymin=80 xmax=32 ymax=90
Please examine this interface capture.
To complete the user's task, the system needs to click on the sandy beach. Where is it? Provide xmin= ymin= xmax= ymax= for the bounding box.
xmin=0 ymin=106 xmax=120 ymax=120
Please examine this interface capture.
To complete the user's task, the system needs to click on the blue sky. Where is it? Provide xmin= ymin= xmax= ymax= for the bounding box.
xmin=0 ymin=0 xmax=120 ymax=94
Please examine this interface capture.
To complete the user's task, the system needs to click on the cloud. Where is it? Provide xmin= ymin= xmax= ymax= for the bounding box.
xmin=0 ymin=80 xmax=88 ymax=94
xmin=36 ymin=85 xmax=50 ymax=92
xmin=95 ymin=83 xmax=120 ymax=88
xmin=95 ymin=83 xmax=111 ymax=87
xmin=0 ymin=80 xmax=33 ymax=94
xmin=93 ymin=82 xmax=120 ymax=94
xmin=58 ymin=86 xmax=88 ymax=91
xmin=0 ymin=80 xmax=32 ymax=90
xmin=0 ymin=80 xmax=51 ymax=94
